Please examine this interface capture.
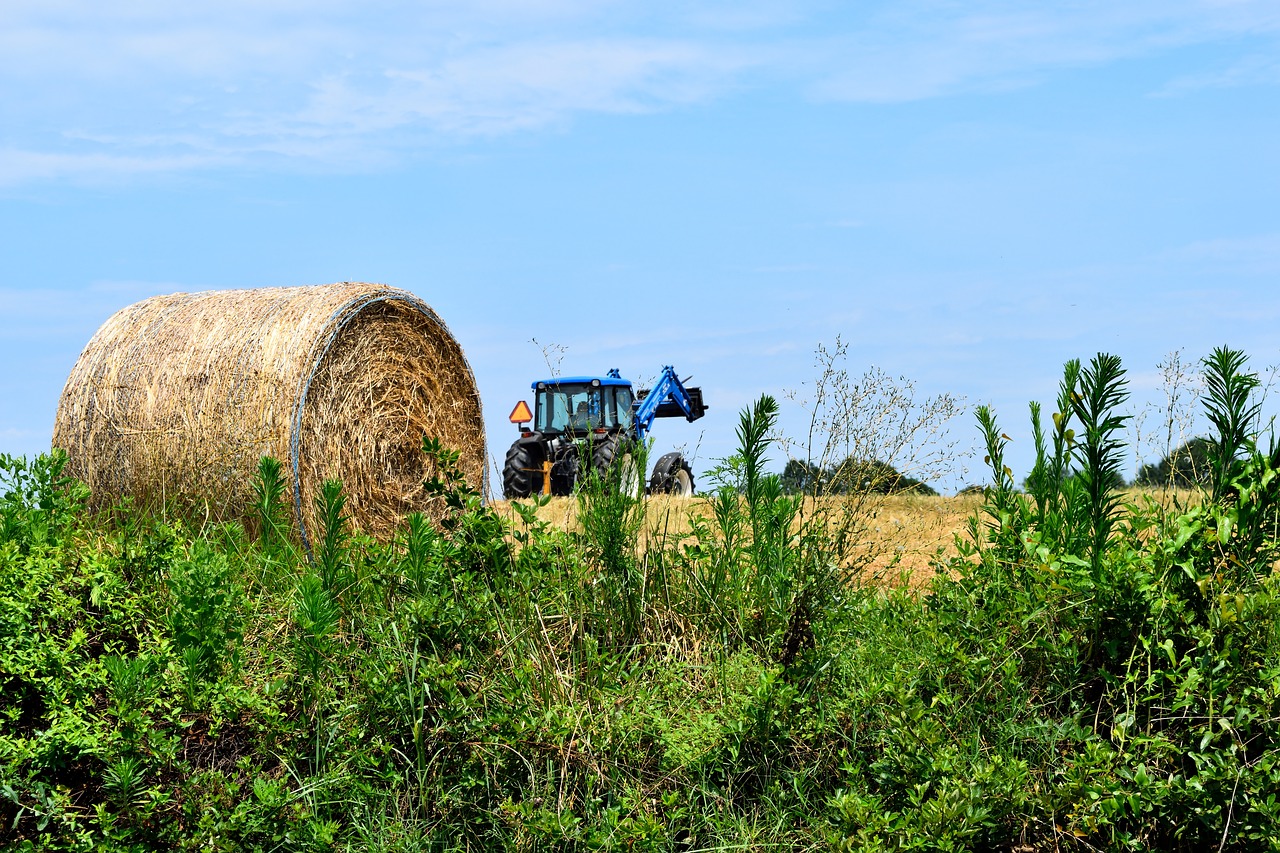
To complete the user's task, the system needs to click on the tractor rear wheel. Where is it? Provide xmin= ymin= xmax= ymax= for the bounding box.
xmin=649 ymin=452 xmax=695 ymax=496
xmin=591 ymin=434 xmax=641 ymax=496
xmin=502 ymin=441 xmax=539 ymax=499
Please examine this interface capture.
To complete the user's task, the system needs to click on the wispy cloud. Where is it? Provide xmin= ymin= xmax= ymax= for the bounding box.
xmin=1156 ymin=52 xmax=1280 ymax=96
xmin=0 ymin=427 xmax=43 ymax=442
xmin=2 ymin=0 xmax=1277 ymax=184
xmin=1160 ymin=231 xmax=1280 ymax=277
xmin=272 ymin=38 xmax=753 ymax=140
xmin=808 ymin=1 xmax=1280 ymax=102
xmin=0 ymin=281 xmax=193 ymax=343
xmin=0 ymin=149 xmax=235 ymax=186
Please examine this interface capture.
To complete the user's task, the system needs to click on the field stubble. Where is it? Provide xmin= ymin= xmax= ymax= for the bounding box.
xmin=492 ymin=492 xmax=986 ymax=583
xmin=492 ymin=487 xmax=1200 ymax=585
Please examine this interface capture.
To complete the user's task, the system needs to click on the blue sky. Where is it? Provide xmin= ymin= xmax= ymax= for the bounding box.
xmin=3 ymin=1 xmax=1279 ymax=492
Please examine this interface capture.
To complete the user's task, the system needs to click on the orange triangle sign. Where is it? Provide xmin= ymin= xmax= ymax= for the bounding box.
xmin=509 ymin=400 xmax=533 ymax=424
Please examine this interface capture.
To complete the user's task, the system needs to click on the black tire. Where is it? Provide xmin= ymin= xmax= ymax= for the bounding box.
xmin=502 ymin=441 xmax=539 ymax=499
xmin=649 ymin=452 xmax=695 ymax=496
xmin=590 ymin=434 xmax=641 ymax=495
xmin=548 ymin=444 xmax=578 ymax=496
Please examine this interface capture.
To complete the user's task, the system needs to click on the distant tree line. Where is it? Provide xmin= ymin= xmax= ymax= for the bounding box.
xmin=780 ymin=439 xmax=1214 ymax=498
xmin=780 ymin=457 xmax=938 ymax=496
xmin=1003 ymin=437 xmax=1213 ymax=494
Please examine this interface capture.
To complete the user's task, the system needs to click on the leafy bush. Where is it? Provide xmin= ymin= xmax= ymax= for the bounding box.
xmin=4 ymin=350 xmax=1280 ymax=851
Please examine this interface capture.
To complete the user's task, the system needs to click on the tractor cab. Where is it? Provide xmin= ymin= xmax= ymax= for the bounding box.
xmin=531 ymin=375 xmax=635 ymax=438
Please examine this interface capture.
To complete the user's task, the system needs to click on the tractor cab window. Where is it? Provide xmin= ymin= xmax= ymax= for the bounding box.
xmin=536 ymin=383 xmax=605 ymax=434
xmin=536 ymin=381 xmax=636 ymax=434
xmin=536 ymin=382 xmax=635 ymax=434
xmin=612 ymin=387 xmax=634 ymax=430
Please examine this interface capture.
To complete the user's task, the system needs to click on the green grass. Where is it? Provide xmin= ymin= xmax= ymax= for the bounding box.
xmin=3 ymin=351 xmax=1280 ymax=851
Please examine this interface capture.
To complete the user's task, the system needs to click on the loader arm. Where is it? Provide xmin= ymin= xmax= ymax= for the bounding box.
xmin=633 ymin=365 xmax=707 ymax=443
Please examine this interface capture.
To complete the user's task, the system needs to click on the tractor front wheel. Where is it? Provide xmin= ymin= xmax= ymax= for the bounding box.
xmin=502 ymin=441 xmax=539 ymax=499
xmin=649 ymin=452 xmax=695 ymax=496
xmin=591 ymin=434 xmax=641 ymax=496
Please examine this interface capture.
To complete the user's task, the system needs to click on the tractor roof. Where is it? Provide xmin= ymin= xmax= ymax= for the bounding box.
xmin=529 ymin=375 xmax=633 ymax=390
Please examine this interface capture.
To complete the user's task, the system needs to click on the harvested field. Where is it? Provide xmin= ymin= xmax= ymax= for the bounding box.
xmin=491 ymin=488 xmax=1200 ymax=584
xmin=492 ymin=493 xmax=985 ymax=582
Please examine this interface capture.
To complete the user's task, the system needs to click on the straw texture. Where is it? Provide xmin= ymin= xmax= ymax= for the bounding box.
xmin=53 ymin=283 xmax=485 ymax=546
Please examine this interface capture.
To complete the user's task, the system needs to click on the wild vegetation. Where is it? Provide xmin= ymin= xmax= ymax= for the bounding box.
xmin=2 ymin=347 xmax=1279 ymax=851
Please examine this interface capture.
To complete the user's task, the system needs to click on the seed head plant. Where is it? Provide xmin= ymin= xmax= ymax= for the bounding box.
xmin=783 ymin=336 xmax=964 ymax=578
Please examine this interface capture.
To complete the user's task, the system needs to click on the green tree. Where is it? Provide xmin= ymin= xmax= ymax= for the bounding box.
xmin=779 ymin=459 xmax=822 ymax=494
xmin=1134 ymin=436 xmax=1213 ymax=488
xmin=827 ymin=457 xmax=937 ymax=496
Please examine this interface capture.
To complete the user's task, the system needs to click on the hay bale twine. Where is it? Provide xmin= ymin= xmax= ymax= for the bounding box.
xmin=53 ymin=282 xmax=485 ymax=547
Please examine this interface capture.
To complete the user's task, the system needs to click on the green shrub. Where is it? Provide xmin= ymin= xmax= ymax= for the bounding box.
xmin=5 ymin=348 xmax=1280 ymax=850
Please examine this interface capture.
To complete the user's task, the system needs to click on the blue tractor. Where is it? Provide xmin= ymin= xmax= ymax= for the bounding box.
xmin=503 ymin=366 xmax=707 ymax=498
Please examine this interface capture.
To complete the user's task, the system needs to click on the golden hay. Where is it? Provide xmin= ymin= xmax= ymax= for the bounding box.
xmin=53 ymin=282 xmax=485 ymax=549
xmin=492 ymin=494 xmax=982 ymax=585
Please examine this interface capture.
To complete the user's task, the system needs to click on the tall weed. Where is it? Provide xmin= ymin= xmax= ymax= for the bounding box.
xmin=251 ymin=455 xmax=290 ymax=555
xmin=576 ymin=440 xmax=648 ymax=645
xmin=166 ymin=542 xmax=244 ymax=700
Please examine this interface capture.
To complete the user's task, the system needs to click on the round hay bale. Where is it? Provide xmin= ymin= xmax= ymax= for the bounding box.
xmin=53 ymin=282 xmax=485 ymax=547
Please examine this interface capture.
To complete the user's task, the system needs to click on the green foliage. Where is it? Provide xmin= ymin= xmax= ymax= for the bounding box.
xmin=780 ymin=458 xmax=822 ymax=494
xmin=0 ymin=450 xmax=88 ymax=547
xmin=313 ymin=478 xmax=350 ymax=592
xmin=252 ymin=455 xmax=290 ymax=554
xmin=1135 ymin=436 xmax=1214 ymax=488
xmin=5 ymin=348 xmax=1280 ymax=851
xmin=678 ymin=393 xmax=840 ymax=664
xmin=1203 ymin=345 xmax=1264 ymax=501
xmin=739 ymin=394 xmax=777 ymax=517
xmin=1070 ymin=352 xmax=1130 ymax=570
xmin=167 ymin=543 xmax=245 ymax=706
xmin=576 ymin=441 xmax=647 ymax=645
xmin=947 ymin=348 xmax=1280 ymax=849
xmin=293 ymin=573 xmax=339 ymax=702
xmin=1022 ymin=358 xmax=1082 ymax=507
xmin=975 ymin=403 xmax=1018 ymax=523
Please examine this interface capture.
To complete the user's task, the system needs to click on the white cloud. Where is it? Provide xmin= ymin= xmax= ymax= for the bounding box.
xmin=0 ymin=148 xmax=236 ymax=186
xmin=279 ymin=39 xmax=751 ymax=138
xmin=1156 ymin=52 xmax=1280 ymax=95
xmin=1162 ymin=231 xmax=1280 ymax=277
xmin=808 ymin=0 xmax=1280 ymax=102
xmin=0 ymin=425 xmax=53 ymax=457
xmin=1 ymin=0 xmax=1278 ymax=184
xmin=0 ymin=5 xmax=756 ymax=184
xmin=0 ymin=281 xmax=192 ymax=343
